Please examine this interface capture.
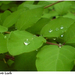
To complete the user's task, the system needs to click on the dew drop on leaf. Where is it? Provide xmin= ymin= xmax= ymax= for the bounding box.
xmin=49 ymin=29 xmax=53 ymax=33
xmin=53 ymin=38 xmax=56 ymax=40
xmin=61 ymin=34 xmax=64 ymax=37
xmin=60 ymin=26 xmax=64 ymax=29
xmin=24 ymin=42 xmax=30 ymax=46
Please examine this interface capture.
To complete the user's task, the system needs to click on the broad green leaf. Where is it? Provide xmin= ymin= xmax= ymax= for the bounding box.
xmin=40 ymin=17 xmax=74 ymax=38
xmin=54 ymin=1 xmax=71 ymax=16
xmin=64 ymin=22 xmax=75 ymax=45
xmin=3 ymin=8 xmax=26 ymax=28
xmin=0 ymin=25 xmax=8 ymax=32
xmin=13 ymin=51 xmax=37 ymax=71
xmin=15 ymin=7 xmax=44 ymax=30
xmin=1 ymin=10 xmax=11 ymax=24
xmin=63 ymin=12 xmax=75 ymax=20
xmin=26 ymin=18 xmax=50 ymax=35
xmin=0 ymin=34 xmax=8 ymax=53
xmin=36 ymin=45 xmax=75 ymax=71
xmin=7 ymin=30 xmax=46 ymax=56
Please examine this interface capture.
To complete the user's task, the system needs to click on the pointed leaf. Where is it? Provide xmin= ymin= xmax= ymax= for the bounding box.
xmin=7 ymin=30 xmax=46 ymax=56
xmin=3 ymin=8 xmax=26 ymax=28
xmin=15 ymin=7 xmax=44 ymax=30
xmin=36 ymin=45 xmax=75 ymax=71
xmin=40 ymin=17 xmax=74 ymax=38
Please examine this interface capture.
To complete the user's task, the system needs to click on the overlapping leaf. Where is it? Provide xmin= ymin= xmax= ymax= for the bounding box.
xmin=36 ymin=45 xmax=75 ymax=71
xmin=7 ymin=30 xmax=46 ymax=56
xmin=0 ymin=25 xmax=8 ymax=32
xmin=26 ymin=18 xmax=50 ymax=34
xmin=3 ymin=8 xmax=26 ymax=28
xmin=64 ymin=22 xmax=75 ymax=45
xmin=54 ymin=1 xmax=71 ymax=15
xmin=0 ymin=34 xmax=8 ymax=53
xmin=13 ymin=51 xmax=37 ymax=71
xmin=40 ymin=17 xmax=74 ymax=38
xmin=15 ymin=7 xmax=44 ymax=30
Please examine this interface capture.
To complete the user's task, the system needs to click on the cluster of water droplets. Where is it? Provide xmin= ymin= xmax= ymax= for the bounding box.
xmin=59 ymin=43 xmax=62 ymax=48
xmin=49 ymin=26 xmax=64 ymax=33
xmin=23 ymin=35 xmax=36 ymax=46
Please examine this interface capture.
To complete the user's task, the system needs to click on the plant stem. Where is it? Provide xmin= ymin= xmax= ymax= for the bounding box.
xmin=4 ymin=31 xmax=10 ymax=34
xmin=44 ymin=1 xmax=64 ymax=9
xmin=46 ymin=41 xmax=59 ymax=46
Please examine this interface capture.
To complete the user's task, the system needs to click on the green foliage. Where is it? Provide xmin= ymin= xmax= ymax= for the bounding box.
xmin=40 ymin=17 xmax=74 ymax=38
xmin=7 ymin=30 xmax=46 ymax=56
xmin=15 ymin=7 xmax=44 ymax=30
xmin=0 ymin=1 xmax=75 ymax=71
xmin=0 ymin=34 xmax=8 ymax=53
xmin=36 ymin=45 xmax=75 ymax=71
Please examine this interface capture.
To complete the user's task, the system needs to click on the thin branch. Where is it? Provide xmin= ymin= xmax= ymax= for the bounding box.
xmin=4 ymin=31 xmax=10 ymax=34
xmin=44 ymin=1 xmax=64 ymax=9
xmin=46 ymin=41 xmax=59 ymax=46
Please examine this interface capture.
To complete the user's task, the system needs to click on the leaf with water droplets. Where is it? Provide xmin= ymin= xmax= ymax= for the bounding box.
xmin=0 ymin=34 xmax=8 ymax=53
xmin=7 ymin=30 xmax=46 ymax=56
xmin=0 ymin=25 xmax=8 ymax=32
xmin=36 ymin=45 xmax=75 ymax=71
xmin=40 ymin=17 xmax=74 ymax=38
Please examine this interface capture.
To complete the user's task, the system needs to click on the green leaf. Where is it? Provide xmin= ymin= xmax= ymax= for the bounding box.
xmin=0 ymin=25 xmax=8 ymax=32
xmin=54 ymin=2 xmax=71 ymax=15
xmin=0 ymin=61 xmax=8 ymax=71
xmin=7 ymin=59 xmax=14 ymax=66
xmin=63 ymin=12 xmax=75 ymax=20
xmin=64 ymin=22 xmax=75 ymax=45
xmin=40 ymin=17 xmax=74 ymax=38
xmin=0 ymin=34 xmax=8 ymax=53
xmin=7 ymin=30 xmax=46 ymax=56
xmin=36 ymin=45 xmax=75 ymax=71
xmin=13 ymin=51 xmax=37 ymax=71
xmin=1 ymin=10 xmax=11 ymax=24
xmin=26 ymin=18 xmax=50 ymax=35
xmin=3 ymin=8 xmax=26 ymax=28
xmin=15 ymin=7 xmax=44 ymax=30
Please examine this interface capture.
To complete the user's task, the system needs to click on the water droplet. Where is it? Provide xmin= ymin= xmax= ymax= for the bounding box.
xmin=61 ymin=34 xmax=63 ymax=37
xmin=60 ymin=26 xmax=64 ymax=29
xmin=24 ymin=42 xmax=30 ymax=46
xmin=26 ymin=39 xmax=28 ymax=41
xmin=53 ymin=38 xmax=56 ymax=40
xmin=4 ymin=36 xmax=7 ymax=38
xmin=55 ymin=28 xmax=59 ymax=31
xmin=59 ymin=46 xmax=61 ymax=48
xmin=49 ymin=29 xmax=53 ymax=33
xmin=59 ymin=43 xmax=62 ymax=45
